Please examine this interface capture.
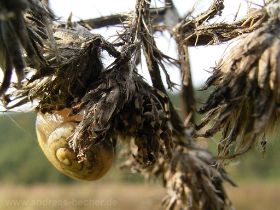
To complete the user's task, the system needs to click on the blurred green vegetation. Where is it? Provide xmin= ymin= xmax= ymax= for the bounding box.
xmin=0 ymin=90 xmax=279 ymax=184
xmin=0 ymin=112 xmax=73 ymax=184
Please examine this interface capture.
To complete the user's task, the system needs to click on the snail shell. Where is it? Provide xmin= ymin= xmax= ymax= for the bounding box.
xmin=36 ymin=109 xmax=114 ymax=181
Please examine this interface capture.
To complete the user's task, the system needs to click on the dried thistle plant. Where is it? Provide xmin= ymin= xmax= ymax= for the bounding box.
xmin=3 ymin=0 xmax=280 ymax=209
xmin=121 ymin=140 xmax=235 ymax=210
xmin=7 ymin=25 xmax=119 ymax=111
xmin=1 ymin=0 xmax=236 ymax=209
xmin=196 ymin=6 xmax=280 ymax=158
xmin=162 ymin=147 xmax=234 ymax=210
xmin=0 ymin=0 xmax=53 ymax=95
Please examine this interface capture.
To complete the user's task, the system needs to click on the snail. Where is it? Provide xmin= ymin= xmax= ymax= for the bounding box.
xmin=36 ymin=109 xmax=114 ymax=181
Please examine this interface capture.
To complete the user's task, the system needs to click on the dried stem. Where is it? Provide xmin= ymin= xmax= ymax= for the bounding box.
xmin=77 ymin=7 xmax=167 ymax=29
xmin=78 ymin=14 xmax=128 ymax=29
xmin=179 ymin=45 xmax=195 ymax=123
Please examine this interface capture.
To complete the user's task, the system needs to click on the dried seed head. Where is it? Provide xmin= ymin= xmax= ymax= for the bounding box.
xmin=162 ymin=147 xmax=234 ymax=210
xmin=197 ymin=18 xmax=280 ymax=159
xmin=121 ymin=143 xmax=234 ymax=210
xmin=0 ymin=0 xmax=54 ymax=95
xmin=117 ymin=81 xmax=173 ymax=167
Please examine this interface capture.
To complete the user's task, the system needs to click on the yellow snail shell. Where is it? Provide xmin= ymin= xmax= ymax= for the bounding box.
xmin=36 ymin=109 xmax=114 ymax=181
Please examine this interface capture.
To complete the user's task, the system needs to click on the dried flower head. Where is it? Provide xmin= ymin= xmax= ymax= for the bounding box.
xmin=197 ymin=17 xmax=280 ymax=158
xmin=1 ymin=1 xmax=236 ymax=209
xmin=162 ymin=147 xmax=234 ymax=210
xmin=121 ymin=141 xmax=235 ymax=210
xmin=0 ymin=0 xmax=53 ymax=95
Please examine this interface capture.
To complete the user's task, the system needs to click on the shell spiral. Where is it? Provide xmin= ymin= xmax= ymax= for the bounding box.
xmin=36 ymin=109 xmax=114 ymax=181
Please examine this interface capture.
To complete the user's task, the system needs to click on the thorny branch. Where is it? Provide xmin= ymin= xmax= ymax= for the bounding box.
xmin=173 ymin=0 xmax=225 ymax=43
xmin=175 ymin=0 xmax=269 ymax=46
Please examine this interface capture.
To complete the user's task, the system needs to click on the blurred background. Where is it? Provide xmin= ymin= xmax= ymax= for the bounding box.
xmin=0 ymin=0 xmax=279 ymax=210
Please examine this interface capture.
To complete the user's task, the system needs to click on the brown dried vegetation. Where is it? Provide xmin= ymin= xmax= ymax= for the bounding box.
xmin=0 ymin=0 xmax=279 ymax=209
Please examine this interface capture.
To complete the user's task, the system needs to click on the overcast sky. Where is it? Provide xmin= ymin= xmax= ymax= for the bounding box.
xmin=49 ymin=0 xmax=265 ymax=87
